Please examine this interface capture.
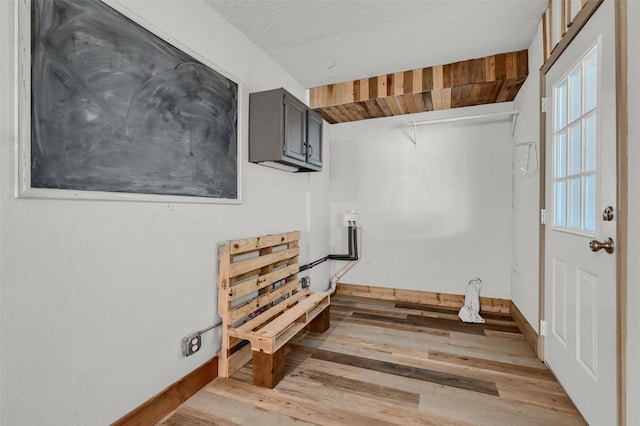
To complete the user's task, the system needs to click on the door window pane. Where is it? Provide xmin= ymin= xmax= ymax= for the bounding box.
xmin=556 ymin=81 xmax=567 ymax=131
xmin=556 ymin=132 xmax=567 ymax=178
xmin=584 ymin=53 xmax=597 ymax=113
xmin=569 ymin=68 xmax=582 ymax=123
xmin=584 ymin=174 xmax=596 ymax=232
xmin=555 ymin=181 xmax=567 ymax=227
xmin=569 ymin=178 xmax=581 ymax=229
xmin=584 ymin=114 xmax=596 ymax=171
xmin=569 ymin=123 xmax=581 ymax=175
xmin=552 ymin=45 xmax=598 ymax=235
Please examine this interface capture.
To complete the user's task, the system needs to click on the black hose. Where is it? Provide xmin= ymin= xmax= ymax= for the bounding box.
xmin=299 ymin=256 xmax=329 ymax=272
xmin=328 ymin=225 xmax=359 ymax=261
xmin=299 ymin=226 xmax=359 ymax=274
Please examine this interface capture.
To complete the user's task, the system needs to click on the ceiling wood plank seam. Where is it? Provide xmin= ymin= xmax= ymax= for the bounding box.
xmin=310 ymin=50 xmax=528 ymax=124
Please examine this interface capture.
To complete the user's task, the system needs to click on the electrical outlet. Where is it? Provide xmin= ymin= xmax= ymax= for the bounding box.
xmin=181 ymin=333 xmax=202 ymax=356
xmin=300 ymin=276 xmax=311 ymax=289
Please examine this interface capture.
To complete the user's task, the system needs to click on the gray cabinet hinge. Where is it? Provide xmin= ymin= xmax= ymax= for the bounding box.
xmin=541 ymin=97 xmax=547 ymax=113
xmin=540 ymin=208 xmax=546 ymax=225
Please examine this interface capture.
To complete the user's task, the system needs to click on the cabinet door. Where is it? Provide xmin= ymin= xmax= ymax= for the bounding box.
xmin=283 ymin=95 xmax=307 ymax=162
xmin=306 ymin=109 xmax=323 ymax=167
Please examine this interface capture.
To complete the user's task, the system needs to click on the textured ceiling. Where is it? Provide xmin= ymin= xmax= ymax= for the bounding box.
xmin=204 ymin=0 xmax=547 ymax=88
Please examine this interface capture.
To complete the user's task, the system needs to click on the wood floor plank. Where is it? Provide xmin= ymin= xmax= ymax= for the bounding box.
xmin=279 ymin=354 xmax=578 ymax=426
xmin=160 ymin=407 xmax=237 ymax=426
xmin=289 ymin=368 xmax=421 ymax=407
xmin=428 ymin=350 xmax=555 ymax=381
xmin=339 ymin=294 xmax=397 ymax=307
xmin=204 ymin=377 xmax=398 ymax=426
xmin=338 ymin=314 xmax=451 ymax=336
xmin=330 ymin=304 xmax=411 ymax=319
xmin=484 ymin=329 xmax=527 ymax=339
xmin=350 ymin=310 xmax=523 ymax=336
xmin=418 ymin=385 xmax=586 ymax=426
xmin=339 ymin=301 xmax=518 ymax=328
xmin=164 ymin=293 xmax=586 ymax=425
xmin=294 ymin=327 xmax=569 ymax=397
xmin=315 ymin=319 xmax=542 ymax=368
xmin=406 ymin=310 xmax=518 ymax=328
xmin=446 ymin=331 xmax=546 ymax=368
xmin=160 ymin=385 xmax=313 ymax=426
xmin=306 ymin=346 xmax=499 ymax=396
xmin=276 ymin=369 xmax=473 ymax=426
xmin=495 ymin=381 xmax=582 ymax=414
xmin=351 ymin=311 xmax=488 ymax=335
xmin=395 ymin=301 xmax=515 ymax=322
xmin=390 ymin=352 xmax=568 ymax=395
xmin=395 ymin=301 xmax=461 ymax=314
xmin=296 ymin=349 xmax=571 ymax=407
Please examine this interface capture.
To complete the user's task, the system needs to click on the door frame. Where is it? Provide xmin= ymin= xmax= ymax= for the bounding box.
xmin=537 ymin=1 xmax=628 ymax=424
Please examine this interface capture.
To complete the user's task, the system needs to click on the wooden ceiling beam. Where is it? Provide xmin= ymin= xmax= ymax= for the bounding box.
xmin=310 ymin=50 xmax=528 ymax=124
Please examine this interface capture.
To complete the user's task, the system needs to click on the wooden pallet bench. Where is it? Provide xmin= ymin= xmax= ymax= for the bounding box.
xmin=217 ymin=230 xmax=331 ymax=388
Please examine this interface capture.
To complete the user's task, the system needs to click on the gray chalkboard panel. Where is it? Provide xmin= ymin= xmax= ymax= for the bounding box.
xmin=30 ymin=0 xmax=238 ymax=200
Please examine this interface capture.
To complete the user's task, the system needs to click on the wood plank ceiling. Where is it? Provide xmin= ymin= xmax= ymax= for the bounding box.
xmin=309 ymin=50 xmax=528 ymax=124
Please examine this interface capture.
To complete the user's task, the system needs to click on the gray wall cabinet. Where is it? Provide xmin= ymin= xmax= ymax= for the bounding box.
xmin=249 ymin=88 xmax=323 ymax=172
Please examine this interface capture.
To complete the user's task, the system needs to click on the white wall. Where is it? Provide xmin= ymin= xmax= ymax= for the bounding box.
xmin=626 ymin=1 xmax=639 ymax=423
xmin=511 ymin=22 xmax=543 ymax=330
xmin=0 ymin=1 xmax=330 ymax=424
xmin=329 ymin=103 xmax=514 ymax=299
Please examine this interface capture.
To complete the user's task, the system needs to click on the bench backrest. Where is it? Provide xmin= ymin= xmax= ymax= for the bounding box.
xmin=218 ymin=230 xmax=300 ymax=330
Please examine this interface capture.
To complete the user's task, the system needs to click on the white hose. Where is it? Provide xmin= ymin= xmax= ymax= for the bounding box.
xmin=330 ymin=260 xmax=359 ymax=294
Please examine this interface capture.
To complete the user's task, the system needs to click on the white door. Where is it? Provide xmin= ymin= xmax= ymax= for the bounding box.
xmin=544 ymin=1 xmax=617 ymax=424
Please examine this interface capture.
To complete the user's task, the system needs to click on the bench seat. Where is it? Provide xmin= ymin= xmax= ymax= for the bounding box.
xmin=217 ymin=231 xmax=331 ymax=388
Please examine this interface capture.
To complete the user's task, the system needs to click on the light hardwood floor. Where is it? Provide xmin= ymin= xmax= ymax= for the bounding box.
xmin=160 ymin=294 xmax=586 ymax=425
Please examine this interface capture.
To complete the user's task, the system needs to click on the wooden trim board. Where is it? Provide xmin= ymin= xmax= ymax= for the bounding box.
xmin=509 ymin=301 xmax=540 ymax=359
xmin=538 ymin=68 xmax=547 ymax=363
xmin=614 ymin=0 xmax=628 ymax=423
xmin=335 ymin=284 xmax=540 ymax=359
xmin=335 ymin=283 xmax=510 ymax=314
xmin=111 ymin=357 xmax=218 ymax=426
xmin=541 ymin=0 xmax=603 ymax=74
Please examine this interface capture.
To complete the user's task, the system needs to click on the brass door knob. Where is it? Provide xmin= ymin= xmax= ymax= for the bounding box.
xmin=589 ymin=238 xmax=614 ymax=254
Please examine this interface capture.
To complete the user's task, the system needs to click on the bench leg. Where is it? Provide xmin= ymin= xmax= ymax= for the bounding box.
xmin=252 ymin=347 xmax=285 ymax=389
xmin=307 ymin=305 xmax=331 ymax=333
